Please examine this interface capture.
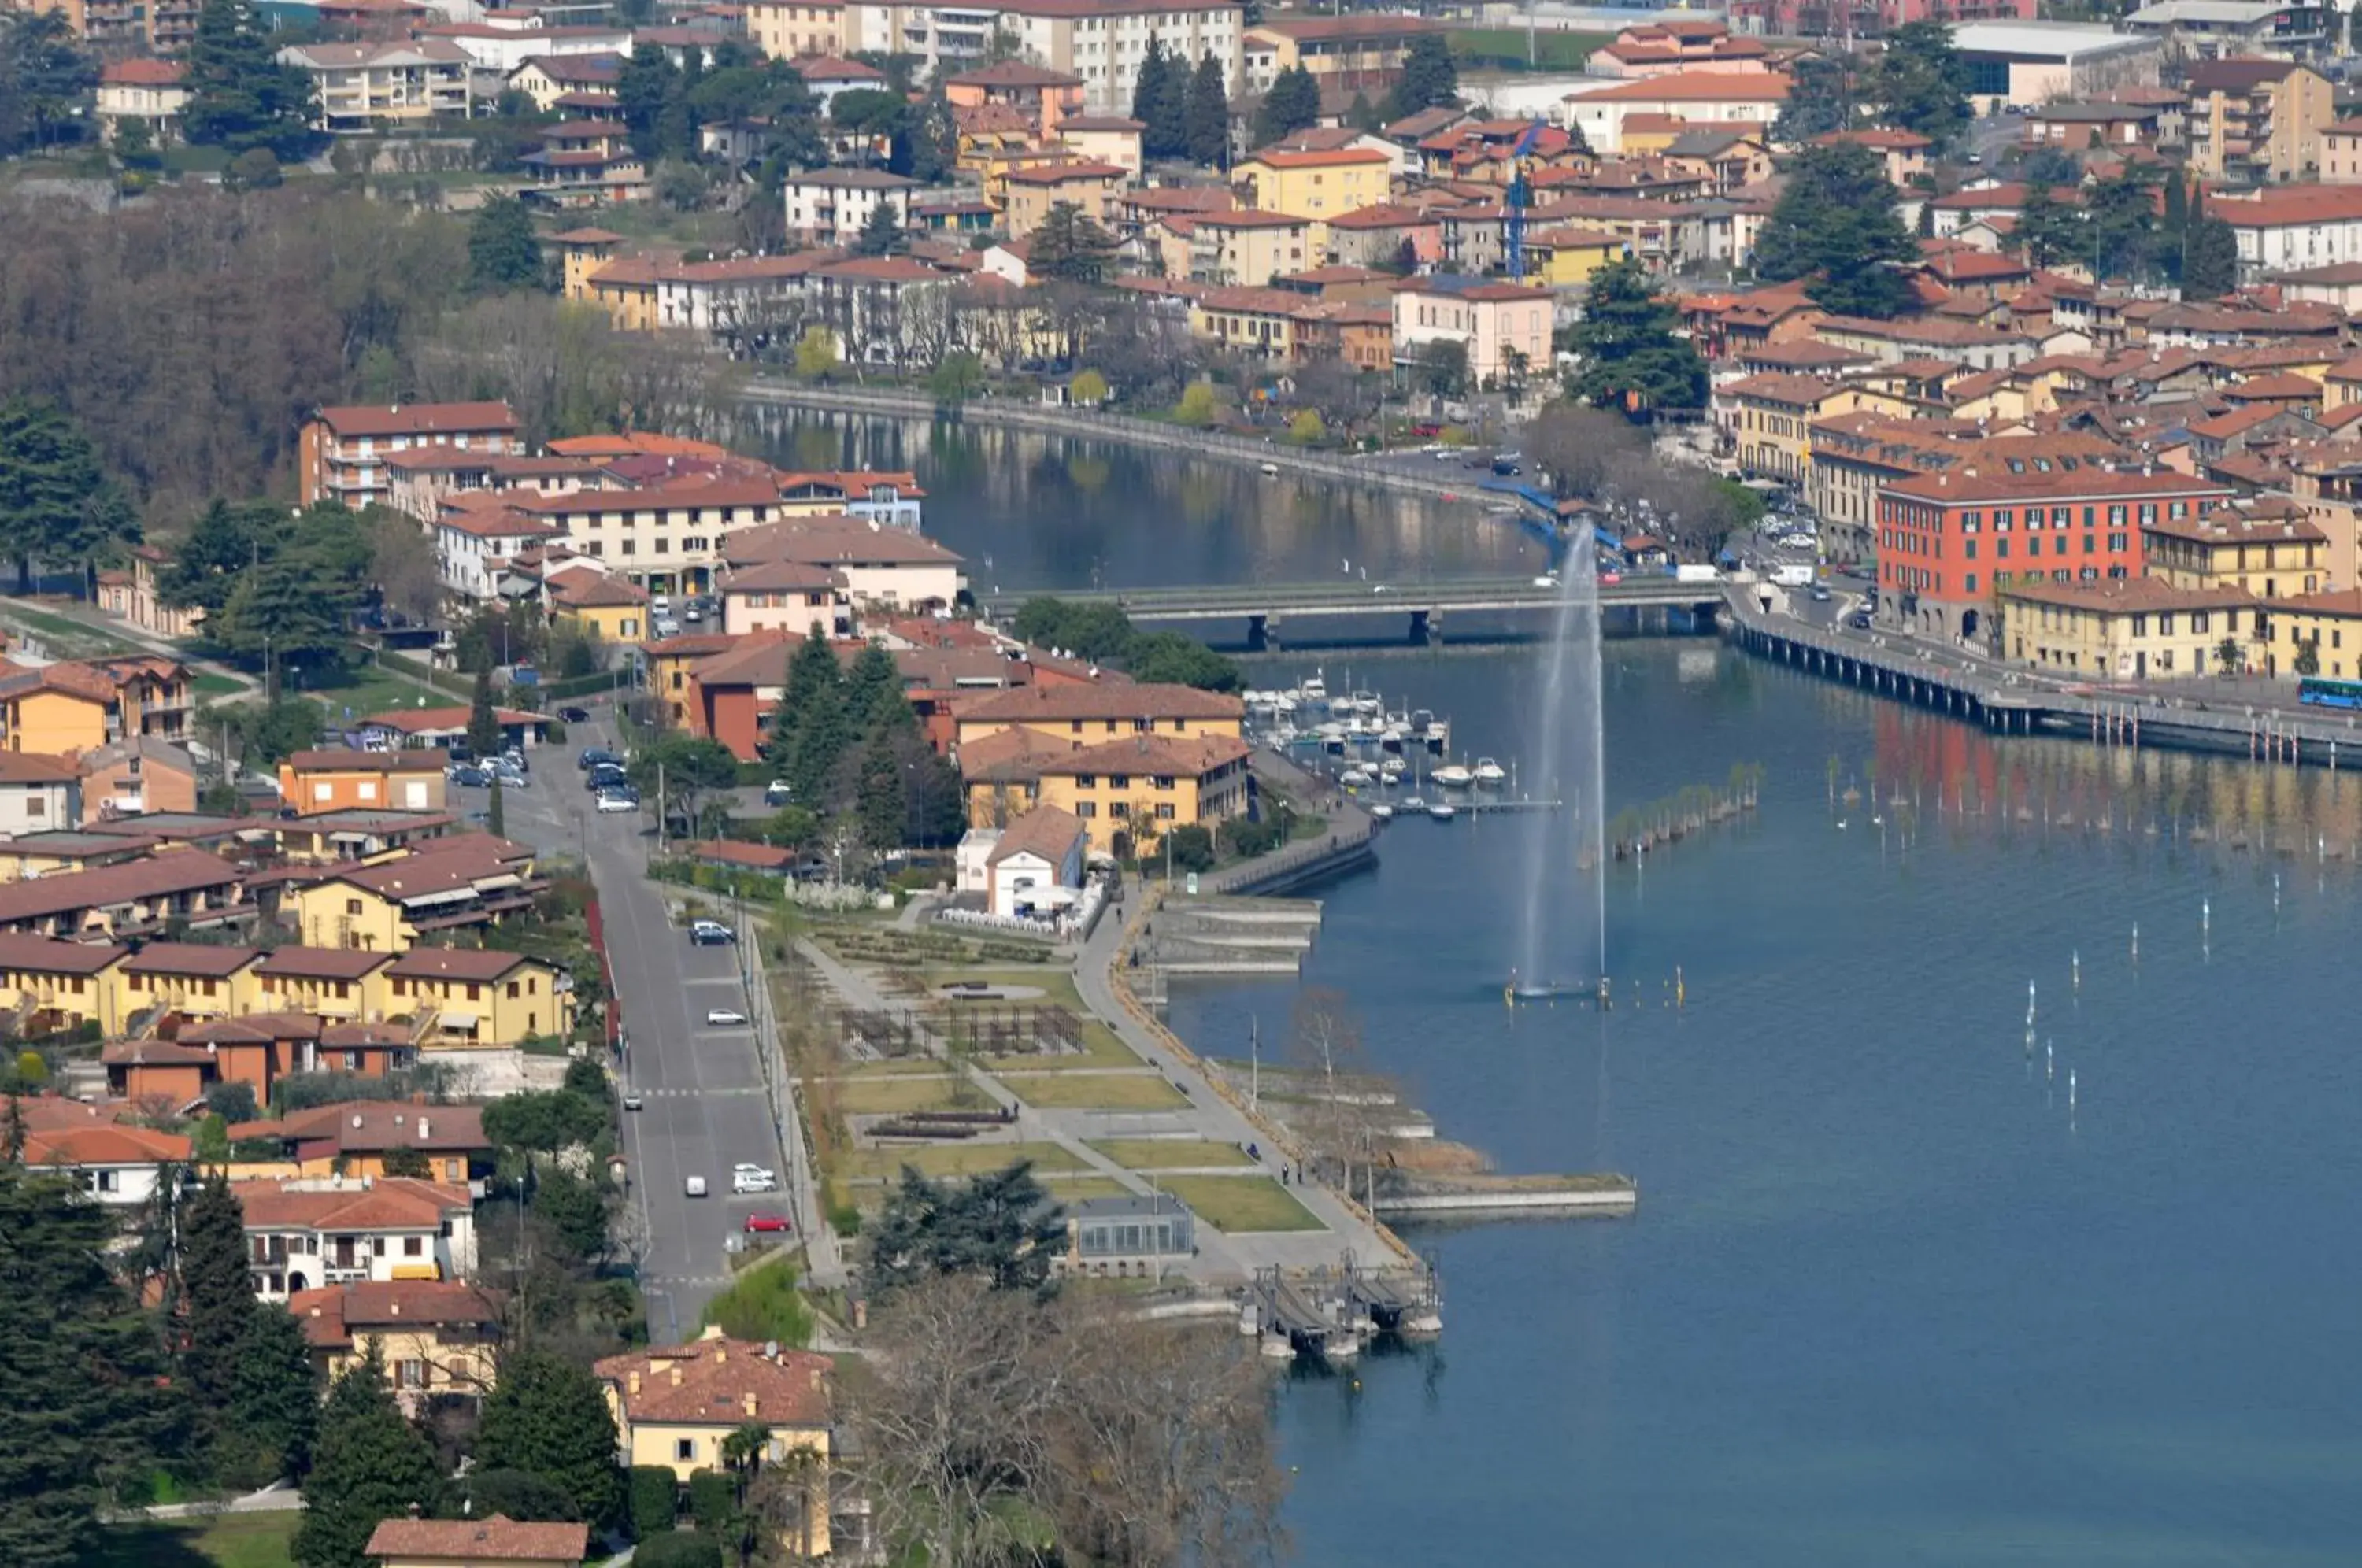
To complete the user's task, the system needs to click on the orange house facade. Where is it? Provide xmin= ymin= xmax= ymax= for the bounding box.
xmin=278 ymin=749 xmax=450 ymax=815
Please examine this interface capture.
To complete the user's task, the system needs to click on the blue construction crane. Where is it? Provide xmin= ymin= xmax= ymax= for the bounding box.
xmin=1505 ymin=118 xmax=1547 ymax=282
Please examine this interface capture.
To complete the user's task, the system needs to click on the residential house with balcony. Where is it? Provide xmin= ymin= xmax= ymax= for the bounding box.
xmin=23 ymin=1121 xmax=191 ymax=1207
xmin=1235 ymin=147 xmax=1393 ymax=252
xmin=0 ymin=656 xmax=191 ymax=757
xmin=781 ymin=167 xmax=917 ymax=246
xmin=2125 ymin=0 xmax=2327 ymax=61
xmin=1242 ymin=13 xmax=1446 ymax=96
xmin=115 ymin=940 xmax=269 ymax=1024
xmin=108 ymin=1016 xmax=416 ymax=1105
xmin=384 ymin=947 xmax=573 ymax=1048
xmin=1001 ymin=160 xmax=1128 ymax=237
xmin=284 ymin=834 xmax=544 ymax=951
xmin=720 ymin=512 xmax=965 ymax=613
xmin=522 ymin=114 xmax=646 ymax=202
xmin=365 ymin=1516 xmax=585 ymax=1568
xmin=235 ymin=1101 xmax=490 ymax=1185
xmin=0 ymin=849 xmax=246 ymax=938
xmin=716 ymin=560 xmax=853 ymax=641
xmin=1389 ymin=275 xmax=1553 ymax=390
xmin=238 ymin=1175 xmax=477 ymax=1301
xmin=0 ymin=752 xmax=81 ymax=838
xmin=96 ymin=545 xmax=203 ymax=640
xmin=2186 ymin=57 xmax=2331 ymax=181
xmin=95 ymin=59 xmax=189 ymax=141
xmin=298 ymin=401 xmax=523 ymax=509
xmin=1178 ymin=209 xmax=1313 ymax=284
xmin=251 ymin=945 xmax=398 ymax=1021
xmin=279 ymin=39 xmax=476 ymax=131
xmin=294 ymin=1281 xmax=506 ymax=1412
xmin=0 ymin=931 xmax=124 ymax=1033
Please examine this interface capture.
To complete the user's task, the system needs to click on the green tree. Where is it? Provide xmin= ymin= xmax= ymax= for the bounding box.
xmin=1175 ymin=381 xmax=1221 ymax=426
xmin=1773 ymin=53 xmax=1854 ymax=143
xmin=842 ymin=639 xmax=903 ymax=730
xmin=488 ymin=776 xmax=506 ymax=838
xmin=2013 ymin=182 xmax=2084 ymax=270
xmin=1165 ymin=823 xmax=1215 ymax=872
xmin=1072 ymin=368 xmax=1109 ymax=405
xmin=531 ymin=1166 xmax=614 ymax=1267
xmin=1753 ymin=141 xmax=1919 ymax=320
xmin=1133 ymin=36 xmax=1187 ymax=160
xmin=179 ymin=1174 xmax=256 ymax=1449
xmin=1288 ymin=407 xmax=1326 ymax=444
xmin=864 ymin=1160 xmax=1067 ymax=1298
xmin=1255 ymin=63 xmax=1320 ymax=145
xmin=630 ymin=1464 xmax=680 ymax=1540
xmin=852 ymin=197 xmax=904 ymax=257
xmin=0 ymin=12 xmax=98 ymax=155
xmin=468 ymin=668 xmax=502 ymax=757
xmin=381 ymin=1145 xmax=431 ymax=1178
xmin=465 ymin=1469 xmax=580 ymax=1522
xmin=0 ymin=1167 xmax=168 ymax=1568
xmin=857 ymin=729 xmax=907 ymax=851
xmin=1184 ymin=50 xmax=1230 ymax=167
xmin=637 ymin=1535 xmax=727 ymax=1568
xmin=474 ymin=1348 xmax=625 ymax=1529
xmin=927 ymin=350 xmax=987 ymax=404
xmin=1416 ymin=338 xmax=1469 ymax=397
xmin=1385 ymin=34 xmax=1457 ymax=120
xmin=2085 ymin=165 xmax=2161 ymax=282
xmin=793 ymin=325 xmax=838 ymax=379
xmin=293 ymin=1350 xmax=445 ymax=1568
xmin=1030 ymin=200 xmax=1120 ymax=284
xmin=2215 ymin=637 xmax=2244 ymax=676
xmin=2183 ymin=191 xmax=2238 ymax=300
xmin=1871 ymin=21 xmax=1971 ymax=150
xmin=469 ymin=195 xmax=545 ymax=293
xmin=629 ymin=733 xmax=741 ymax=834
xmin=182 ymin=0 xmax=316 ymax=158
xmin=1566 ymin=258 xmax=1707 ymax=415
xmin=0 ymin=397 xmax=139 ymax=597
xmin=233 ymin=1304 xmax=323 ymax=1483
xmin=2296 ymin=635 xmax=2322 ymax=676
xmin=891 ymin=89 xmax=956 ymax=182
xmin=113 ymin=113 xmax=162 ymax=172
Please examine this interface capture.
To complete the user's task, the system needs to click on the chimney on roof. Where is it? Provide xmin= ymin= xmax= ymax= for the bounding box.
xmin=670 ymin=1364 xmax=683 ymax=1387
xmin=390 ymin=1300 xmax=401 ymax=1315
xmin=629 ymin=1370 xmax=641 ymax=1396
xmin=743 ymin=1391 xmax=758 ymax=1416
xmin=416 ymin=1116 xmax=430 ymax=1139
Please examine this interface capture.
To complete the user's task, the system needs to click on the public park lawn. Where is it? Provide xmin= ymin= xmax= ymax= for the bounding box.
xmin=0 ymin=599 xmax=142 ymax=656
xmin=976 ymin=1018 xmax=1142 ymax=1071
xmin=191 ymin=671 xmax=247 ymax=698
xmin=824 ymin=1074 xmax=971 ymax=1115
xmin=835 ymin=1057 xmax=955 ymax=1078
xmin=844 ymin=1140 xmax=1086 ymax=1182
xmin=1157 ymin=1175 xmax=1326 ymax=1233
xmin=1088 ymin=1138 xmax=1258 ymax=1170
xmin=921 ymin=966 xmax=1086 ymax=1009
xmin=299 ymin=660 xmax=450 ymax=724
xmin=85 ymin=1511 xmax=298 ymax=1568
xmin=1000 ymin=1072 xmax=1186 ymax=1111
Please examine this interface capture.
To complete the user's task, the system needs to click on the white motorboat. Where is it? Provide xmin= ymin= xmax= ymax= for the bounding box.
xmin=1432 ymin=764 xmax=1475 ymax=790
xmin=1339 ymin=767 xmax=1371 ymax=786
xmin=1472 ymin=757 xmax=1508 ymax=786
xmin=1349 ymin=690 xmax=1382 ymax=716
xmin=1427 ymin=801 xmax=1458 ymax=821
xmin=1368 ymin=803 xmax=1395 ymax=821
xmin=1401 ymin=794 xmax=1427 ymax=812
xmin=1260 ymin=460 xmax=1280 ymax=475
xmin=1300 ymin=671 xmax=1328 ymax=702
xmin=1378 ymin=756 xmax=1408 ymax=778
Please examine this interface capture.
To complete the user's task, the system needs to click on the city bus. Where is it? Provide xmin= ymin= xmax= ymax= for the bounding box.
xmin=2297 ymin=676 xmax=2362 ymax=708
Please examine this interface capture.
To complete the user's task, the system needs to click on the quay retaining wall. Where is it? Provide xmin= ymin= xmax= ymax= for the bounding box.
xmin=1377 ymin=1186 xmax=1638 ymax=1215
xmin=739 ymin=380 xmax=1483 ymax=501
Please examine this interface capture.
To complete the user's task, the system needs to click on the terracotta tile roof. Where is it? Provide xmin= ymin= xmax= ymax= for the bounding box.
xmin=383 ymin=947 xmax=535 ymax=982
xmin=253 ymin=945 xmax=397 ymax=981
xmin=2000 ymin=577 xmax=2258 ymax=613
xmin=311 ymin=401 xmax=517 ymax=438
xmin=687 ymin=634 xmax=798 ymax=690
xmin=1886 ymin=463 xmax=2229 ymax=505
xmin=0 ymin=851 xmax=241 ymax=926
xmin=721 ymin=514 xmax=964 ymax=569
xmin=957 ymin=681 xmax=1240 ymax=726
xmin=548 ymin=573 xmax=651 ymax=610
xmin=292 ymin=1279 xmax=504 ymax=1348
xmin=236 ymin=1175 xmax=472 ymax=1232
xmin=1718 ymin=372 xmax=1838 ymax=405
xmin=0 ymin=660 xmax=121 ymax=705
xmin=102 ymin=58 xmax=186 ymax=84
xmin=954 ymin=724 xmax=1076 ymax=782
xmin=120 ymin=941 xmax=263 ymax=978
xmin=261 ymin=1101 xmax=488 ymax=1153
xmin=945 ymin=58 xmax=1080 ymax=87
xmin=1004 ymin=160 xmax=1127 ymax=185
xmin=1035 ymin=733 xmax=1252 ymax=778
xmin=984 ymin=804 xmax=1085 ymax=867
xmin=179 ymin=1012 xmax=324 ymax=1044
xmin=692 ymin=838 xmax=796 ymax=871
xmin=722 ymin=558 xmax=850 ymax=594
xmin=99 ymin=1039 xmax=216 ymax=1067
xmin=0 ymin=752 xmax=83 ymax=784
xmin=1579 ymin=71 xmax=1788 ymax=102
xmin=363 ymin=1515 xmax=585 ymax=1563
xmin=23 ymin=1122 xmax=191 ymax=1167
xmin=596 ymin=1333 xmax=832 ymax=1427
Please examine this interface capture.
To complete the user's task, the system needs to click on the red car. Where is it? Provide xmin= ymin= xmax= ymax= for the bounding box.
xmin=743 ymin=1213 xmax=793 ymax=1234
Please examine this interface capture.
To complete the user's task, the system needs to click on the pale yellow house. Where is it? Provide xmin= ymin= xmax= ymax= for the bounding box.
xmin=1522 ymin=226 xmax=1631 ymax=289
xmin=546 ymin=568 xmax=650 ymax=643
xmin=597 ymin=1331 xmax=838 ymax=1555
xmin=2144 ymin=505 xmax=2327 ymax=600
xmin=1056 ymin=114 xmax=1144 ymax=177
xmin=1235 ymin=146 xmax=1392 ymax=251
xmin=1002 ymin=160 xmax=1128 ymax=239
xmin=384 ymin=948 xmax=573 ymax=1048
xmin=0 ymin=932 xmax=125 ymax=1034
xmin=2000 ymin=578 xmax=2264 ymax=680
xmin=285 ymin=836 xmax=541 ymax=952
xmin=293 ymin=1279 xmax=505 ymax=1413
xmin=952 ymin=681 xmax=1245 ymax=751
xmin=1180 ymin=209 xmax=1316 ymax=284
xmin=2266 ymin=588 xmax=2362 ymax=678
xmin=959 ymin=732 xmax=1255 ymax=857
xmin=1712 ymin=372 xmax=1853 ymax=486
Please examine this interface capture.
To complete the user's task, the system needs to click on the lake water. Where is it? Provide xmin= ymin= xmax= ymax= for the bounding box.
xmin=761 ymin=413 xmax=2362 ymax=1564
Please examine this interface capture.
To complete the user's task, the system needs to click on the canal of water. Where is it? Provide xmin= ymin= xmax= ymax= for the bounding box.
xmin=756 ymin=412 xmax=2362 ymax=1564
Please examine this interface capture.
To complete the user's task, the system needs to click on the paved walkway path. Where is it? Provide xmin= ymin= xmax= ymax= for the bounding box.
xmin=124 ymin=1483 xmax=302 ymax=1519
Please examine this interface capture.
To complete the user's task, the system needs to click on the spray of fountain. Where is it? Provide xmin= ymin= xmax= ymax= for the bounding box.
xmin=1512 ymin=541 xmax=1608 ymax=998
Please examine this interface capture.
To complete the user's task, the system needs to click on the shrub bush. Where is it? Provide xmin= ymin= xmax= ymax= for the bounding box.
xmin=629 ymin=1464 xmax=679 ymax=1540
xmin=686 ymin=1469 xmax=735 ymax=1534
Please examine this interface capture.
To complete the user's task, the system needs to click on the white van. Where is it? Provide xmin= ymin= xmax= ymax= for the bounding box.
xmin=684 ymin=1175 xmax=708 ymax=1197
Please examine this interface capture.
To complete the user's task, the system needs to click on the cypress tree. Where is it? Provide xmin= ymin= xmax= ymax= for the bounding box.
xmin=0 ymin=396 xmax=139 ymax=597
xmin=488 ymin=776 xmax=505 ymax=838
xmin=1255 ymin=65 xmax=1321 ymax=145
xmin=1131 ymin=37 xmax=1173 ymax=157
xmin=1184 ymin=51 xmax=1230 ymax=168
xmin=293 ymin=1350 xmax=444 ymax=1568
xmin=857 ymin=729 xmax=906 ymax=851
xmin=178 ymin=1174 xmax=255 ymax=1444
xmin=233 ymin=1305 xmax=322 ymax=1482
xmin=181 ymin=0 xmax=316 ymax=158
xmin=472 ymin=1349 xmax=624 ymax=1529
xmin=466 ymin=667 xmax=502 ymax=758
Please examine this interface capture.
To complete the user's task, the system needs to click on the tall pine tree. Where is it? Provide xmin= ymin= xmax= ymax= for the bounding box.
xmin=1753 ymin=141 xmax=1919 ymax=320
xmin=1184 ymin=51 xmax=1229 ymax=168
xmin=472 ymin=1349 xmax=624 ymax=1529
xmin=181 ymin=0 xmax=316 ymax=158
xmin=1133 ymin=36 xmax=1187 ymax=160
xmin=1255 ymin=64 xmax=1320 ymax=145
xmin=467 ymin=667 xmax=502 ymax=757
xmin=293 ymin=1350 xmax=445 ymax=1568
xmin=0 ymin=1167 xmax=169 ymax=1568
xmin=0 ymin=396 xmax=139 ymax=597
xmin=857 ymin=729 xmax=906 ymax=851
xmin=233 ymin=1305 xmax=322 ymax=1484
xmin=1567 ymin=258 xmax=1709 ymax=415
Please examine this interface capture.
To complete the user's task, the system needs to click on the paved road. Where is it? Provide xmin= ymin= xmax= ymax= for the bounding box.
xmin=491 ymin=710 xmax=798 ymax=1337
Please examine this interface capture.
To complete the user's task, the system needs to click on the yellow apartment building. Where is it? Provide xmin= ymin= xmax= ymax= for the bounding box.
xmin=2143 ymin=505 xmax=2327 ymax=600
xmin=2186 ymin=59 xmax=2332 ymax=183
xmin=1522 ymin=226 xmax=1630 ymax=289
xmin=951 ymin=681 xmax=1246 ymax=751
xmin=596 ymin=1333 xmax=836 ymax=1555
xmin=115 ymin=941 xmax=268 ymax=1026
xmin=1999 ymin=579 xmax=2264 ymax=679
xmin=292 ymin=1280 xmax=505 ymax=1413
xmin=0 ymin=932 xmax=124 ymax=1033
xmin=285 ymin=838 xmax=540 ymax=952
xmin=1715 ymin=372 xmax=1854 ymax=486
xmin=959 ymin=730 xmax=1255 ymax=857
xmin=1235 ymin=147 xmax=1393 ymax=250
xmin=1189 ymin=287 xmax=1320 ymax=361
xmin=251 ymin=947 xmax=398 ymax=1023
xmin=1180 ymin=210 xmax=1316 ymax=285
xmin=1002 ymin=160 xmax=1128 ymax=238
xmin=383 ymin=948 xmax=573 ymax=1048
xmin=0 ymin=656 xmax=192 ymax=757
